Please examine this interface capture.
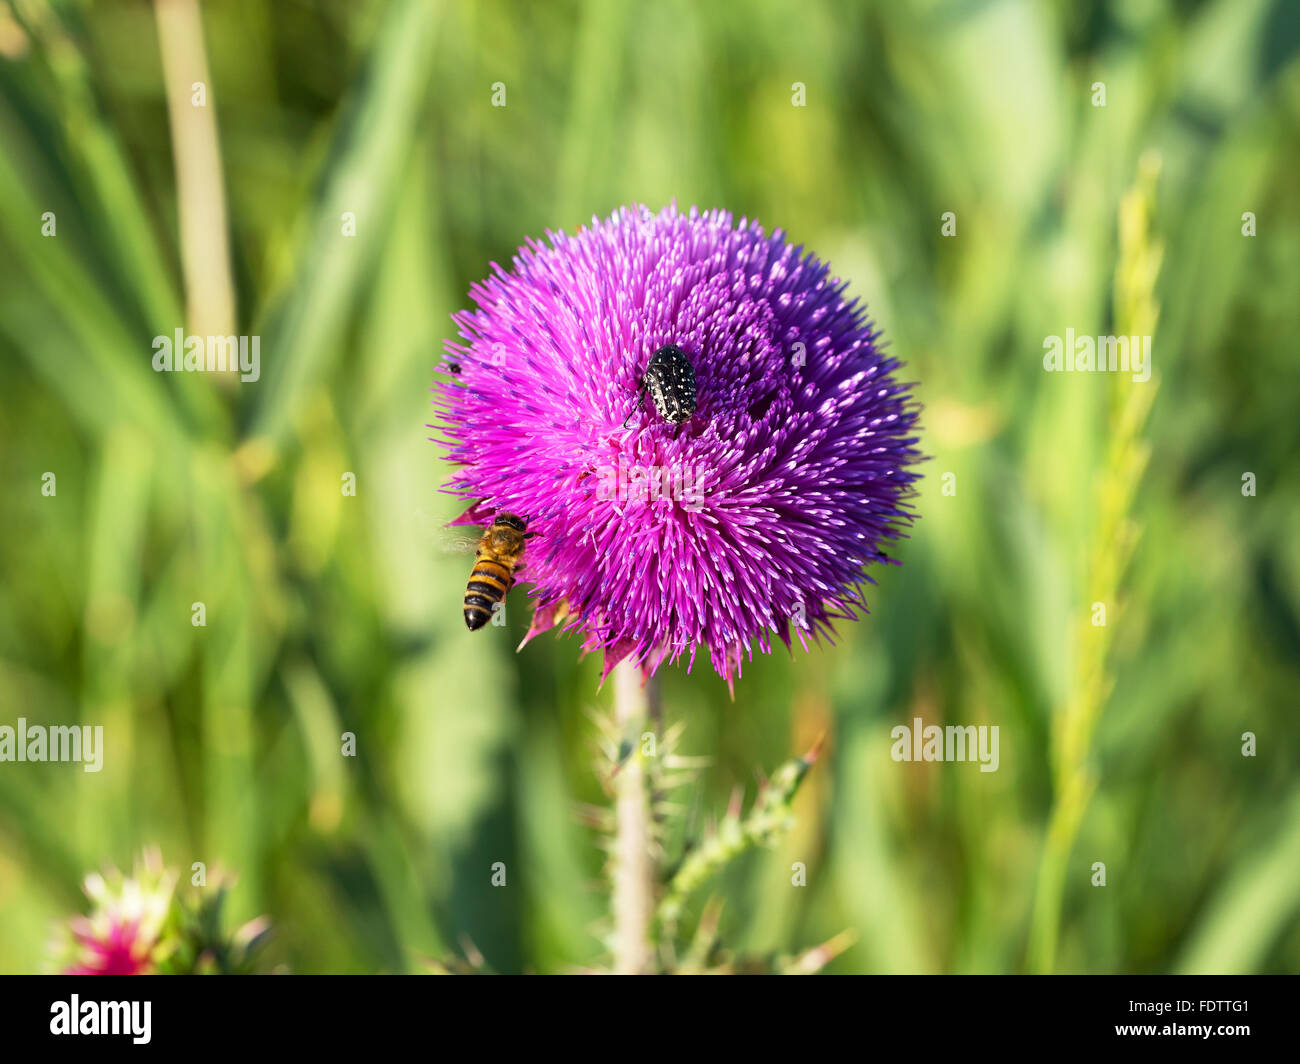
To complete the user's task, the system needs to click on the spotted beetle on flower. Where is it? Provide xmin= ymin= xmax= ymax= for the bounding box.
xmin=429 ymin=203 xmax=921 ymax=690
xmin=624 ymin=343 xmax=698 ymax=428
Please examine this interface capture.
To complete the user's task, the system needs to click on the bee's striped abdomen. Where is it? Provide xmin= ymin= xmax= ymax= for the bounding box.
xmin=463 ymin=557 xmax=513 ymax=630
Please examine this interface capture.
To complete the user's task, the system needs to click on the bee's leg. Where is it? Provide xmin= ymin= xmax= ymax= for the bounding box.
xmin=522 ymin=531 xmax=541 ymax=540
xmin=513 ymin=563 xmax=526 ymax=574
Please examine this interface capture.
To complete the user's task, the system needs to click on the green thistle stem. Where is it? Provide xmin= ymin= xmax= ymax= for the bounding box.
xmin=611 ymin=662 xmax=654 ymax=974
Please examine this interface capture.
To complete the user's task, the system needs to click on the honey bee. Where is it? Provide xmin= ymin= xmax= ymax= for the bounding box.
xmin=463 ymin=513 xmax=536 ymax=630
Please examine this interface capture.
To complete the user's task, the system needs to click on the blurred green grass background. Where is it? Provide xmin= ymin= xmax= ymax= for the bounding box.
xmin=1 ymin=0 xmax=1298 ymax=974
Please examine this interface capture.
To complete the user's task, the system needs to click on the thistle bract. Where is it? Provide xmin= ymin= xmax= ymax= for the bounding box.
xmin=431 ymin=204 xmax=920 ymax=686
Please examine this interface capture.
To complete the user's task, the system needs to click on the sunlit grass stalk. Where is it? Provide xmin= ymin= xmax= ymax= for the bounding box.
xmin=153 ymin=0 xmax=236 ymax=351
xmin=610 ymin=662 xmax=655 ymax=974
xmin=1028 ymin=153 xmax=1163 ymax=973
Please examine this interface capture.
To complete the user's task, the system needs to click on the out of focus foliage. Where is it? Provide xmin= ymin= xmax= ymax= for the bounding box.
xmin=1 ymin=0 xmax=1298 ymax=973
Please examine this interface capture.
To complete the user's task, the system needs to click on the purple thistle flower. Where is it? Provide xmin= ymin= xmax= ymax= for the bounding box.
xmin=430 ymin=204 xmax=921 ymax=690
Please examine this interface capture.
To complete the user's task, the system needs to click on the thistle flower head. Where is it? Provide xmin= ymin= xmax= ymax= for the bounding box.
xmin=50 ymin=849 xmax=274 ymax=974
xmin=55 ymin=847 xmax=177 ymax=975
xmin=431 ymin=204 xmax=920 ymax=686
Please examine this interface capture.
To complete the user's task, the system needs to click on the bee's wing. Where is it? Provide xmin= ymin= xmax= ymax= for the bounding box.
xmin=431 ymin=527 xmax=481 ymax=556
xmin=415 ymin=506 xmax=482 ymax=554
